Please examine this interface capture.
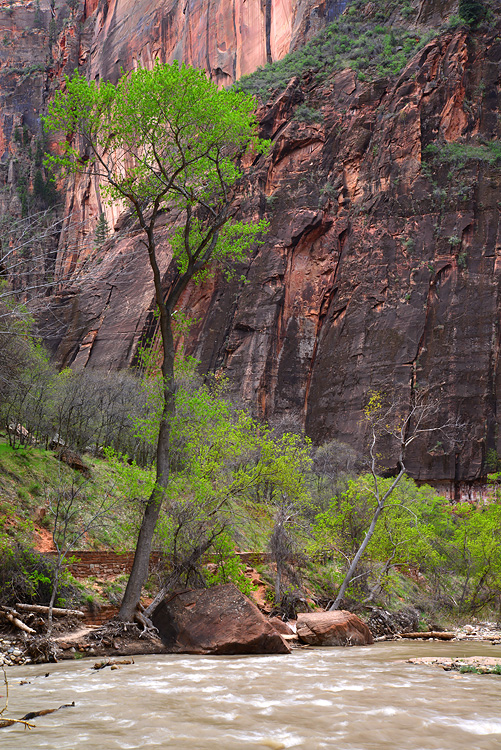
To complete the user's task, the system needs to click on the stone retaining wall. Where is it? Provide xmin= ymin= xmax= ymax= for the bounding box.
xmin=44 ymin=551 xmax=270 ymax=578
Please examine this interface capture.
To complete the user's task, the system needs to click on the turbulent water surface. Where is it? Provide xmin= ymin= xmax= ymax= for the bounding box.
xmin=2 ymin=641 xmax=501 ymax=749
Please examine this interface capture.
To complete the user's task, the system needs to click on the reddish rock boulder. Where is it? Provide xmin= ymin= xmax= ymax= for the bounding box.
xmin=151 ymin=584 xmax=291 ymax=655
xmin=296 ymin=611 xmax=373 ymax=647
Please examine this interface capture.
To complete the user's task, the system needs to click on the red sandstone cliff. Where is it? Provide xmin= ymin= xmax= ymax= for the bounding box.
xmin=81 ymin=0 xmax=349 ymax=86
xmin=42 ymin=14 xmax=501 ymax=495
xmin=2 ymin=0 xmax=500 ymax=494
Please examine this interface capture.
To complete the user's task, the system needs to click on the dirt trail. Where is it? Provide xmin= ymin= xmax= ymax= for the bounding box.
xmin=33 ymin=526 xmax=55 ymax=552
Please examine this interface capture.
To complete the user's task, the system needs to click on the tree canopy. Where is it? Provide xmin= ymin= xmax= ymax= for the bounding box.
xmin=44 ymin=62 xmax=268 ymax=285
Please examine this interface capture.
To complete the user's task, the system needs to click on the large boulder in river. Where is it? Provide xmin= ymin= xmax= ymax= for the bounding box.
xmin=151 ymin=583 xmax=291 ymax=655
xmin=296 ymin=611 xmax=373 ymax=646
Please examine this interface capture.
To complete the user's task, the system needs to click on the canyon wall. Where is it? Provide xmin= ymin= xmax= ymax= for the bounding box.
xmin=81 ymin=0 xmax=349 ymax=86
xmin=43 ymin=19 xmax=501 ymax=495
xmin=2 ymin=0 xmax=500 ymax=494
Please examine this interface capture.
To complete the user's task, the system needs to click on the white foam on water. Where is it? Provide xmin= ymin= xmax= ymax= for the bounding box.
xmin=208 ymin=710 xmax=238 ymax=721
xmin=451 ymin=718 xmax=501 ymax=736
xmin=230 ymin=730 xmax=304 ymax=748
xmin=324 ymin=682 xmax=366 ymax=692
xmin=365 ymin=705 xmax=401 ymax=716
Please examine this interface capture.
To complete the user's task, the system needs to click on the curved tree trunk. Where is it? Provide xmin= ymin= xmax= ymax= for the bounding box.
xmin=329 ymin=466 xmax=406 ymax=612
xmin=118 ymin=247 xmax=176 ymax=621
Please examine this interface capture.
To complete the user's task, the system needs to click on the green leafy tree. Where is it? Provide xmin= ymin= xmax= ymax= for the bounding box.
xmin=432 ymin=502 xmax=501 ymax=614
xmin=326 ymin=390 xmax=461 ymax=610
xmin=133 ymin=370 xmax=312 ymax=617
xmin=458 ymin=0 xmax=485 ymax=26
xmin=312 ymin=476 xmax=448 ymax=605
xmin=44 ymin=62 xmax=268 ymax=620
xmin=45 ymin=473 xmax=117 ymax=634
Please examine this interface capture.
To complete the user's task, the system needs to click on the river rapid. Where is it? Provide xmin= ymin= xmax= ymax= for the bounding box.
xmin=2 ymin=641 xmax=501 ymax=749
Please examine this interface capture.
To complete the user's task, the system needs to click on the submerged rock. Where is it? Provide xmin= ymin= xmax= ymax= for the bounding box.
xmin=296 ymin=611 xmax=373 ymax=646
xmin=151 ymin=584 xmax=291 ymax=655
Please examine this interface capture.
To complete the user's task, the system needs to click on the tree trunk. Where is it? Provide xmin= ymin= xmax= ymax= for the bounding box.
xmin=329 ymin=503 xmax=385 ymax=611
xmin=329 ymin=463 xmax=407 ymax=611
xmin=47 ymin=554 xmax=61 ymax=636
xmin=274 ymin=567 xmax=281 ymax=605
xmin=118 ymin=306 xmax=175 ymax=622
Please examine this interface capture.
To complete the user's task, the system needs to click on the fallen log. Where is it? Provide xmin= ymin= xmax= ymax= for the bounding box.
xmin=0 ymin=607 xmax=36 ymax=634
xmin=15 ymin=604 xmax=85 ymax=618
xmin=399 ymin=631 xmax=455 ymax=640
xmin=0 ymin=665 xmax=35 ymax=729
xmin=0 ymin=717 xmax=35 ymax=729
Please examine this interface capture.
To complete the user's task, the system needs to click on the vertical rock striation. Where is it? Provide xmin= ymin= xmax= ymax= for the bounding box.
xmin=43 ymin=20 xmax=501 ymax=494
xmin=81 ymin=0 xmax=349 ymax=86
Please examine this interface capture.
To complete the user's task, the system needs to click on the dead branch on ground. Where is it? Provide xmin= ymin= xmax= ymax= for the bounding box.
xmin=15 ymin=604 xmax=85 ymax=618
xmin=0 ymin=606 xmax=36 ymax=634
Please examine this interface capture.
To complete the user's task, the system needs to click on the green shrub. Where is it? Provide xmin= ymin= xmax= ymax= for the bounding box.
xmin=294 ymin=103 xmax=323 ymax=123
xmin=204 ymin=534 xmax=257 ymax=597
xmin=459 ymin=0 xmax=485 ymax=26
xmin=459 ymin=664 xmax=480 ymax=674
xmin=0 ymin=544 xmax=76 ymax=606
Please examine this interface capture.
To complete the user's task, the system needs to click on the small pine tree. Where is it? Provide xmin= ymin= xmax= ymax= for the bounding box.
xmin=94 ymin=212 xmax=109 ymax=248
xmin=459 ymin=0 xmax=484 ymax=26
xmin=33 ymin=168 xmax=45 ymax=198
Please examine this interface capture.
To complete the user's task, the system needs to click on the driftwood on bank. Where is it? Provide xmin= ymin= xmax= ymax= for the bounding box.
xmin=15 ymin=603 xmax=85 ymax=618
xmin=399 ymin=631 xmax=455 ymax=640
xmin=0 ymin=606 xmax=36 ymax=634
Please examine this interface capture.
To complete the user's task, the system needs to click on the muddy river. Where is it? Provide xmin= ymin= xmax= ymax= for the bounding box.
xmin=1 ymin=641 xmax=500 ymax=749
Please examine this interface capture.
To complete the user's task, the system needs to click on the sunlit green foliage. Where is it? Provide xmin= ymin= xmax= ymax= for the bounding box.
xmin=311 ymin=475 xmax=445 ymax=566
xmin=44 ymin=62 xmax=269 ymax=281
xmin=310 ymin=473 xmax=501 ymax=616
xmin=432 ymin=501 xmax=501 ymax=614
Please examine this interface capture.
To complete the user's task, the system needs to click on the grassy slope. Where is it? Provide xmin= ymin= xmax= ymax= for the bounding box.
xmin=238 ymin=0 xmax=438 ymax=99
xmin=0 ymin=433 xmax=139 ymax=551
xmin=0 ymin=433 xmax=273 ymax=555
